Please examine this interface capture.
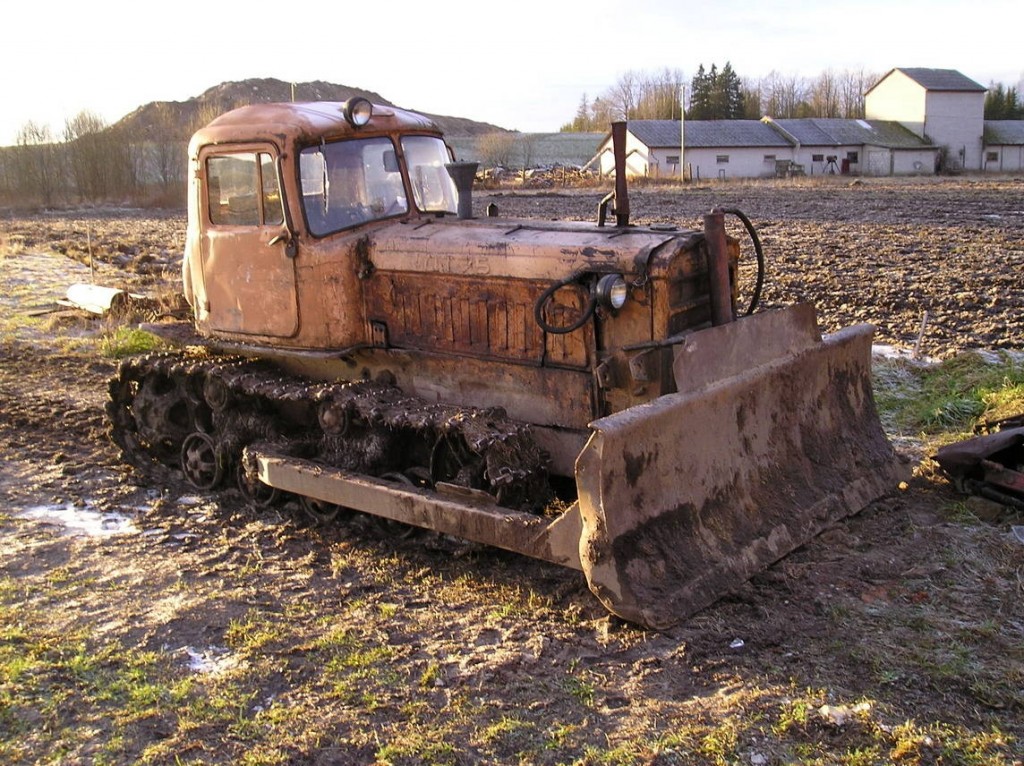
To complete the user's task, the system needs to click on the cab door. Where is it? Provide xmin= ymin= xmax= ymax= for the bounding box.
xmin=199 ymin=145 xmax=298 ymax=337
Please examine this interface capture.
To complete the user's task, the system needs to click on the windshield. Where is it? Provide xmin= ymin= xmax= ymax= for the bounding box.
xmin=402 ymin=136 xmax=458 ymax=214
xmin=299 ymin=137 xmax=408 ymax=236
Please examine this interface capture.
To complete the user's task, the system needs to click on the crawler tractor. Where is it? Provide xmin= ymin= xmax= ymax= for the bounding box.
xmin=108 ymin=99 xmax=901 ymax=628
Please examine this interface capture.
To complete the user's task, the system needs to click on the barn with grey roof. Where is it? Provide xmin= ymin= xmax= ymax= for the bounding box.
xmin=589 ymin=68 xmax=1024 ymax=178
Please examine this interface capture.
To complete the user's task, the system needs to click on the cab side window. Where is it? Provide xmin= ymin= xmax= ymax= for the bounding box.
xmin=207 ymin=152 xmax=283 ymax=226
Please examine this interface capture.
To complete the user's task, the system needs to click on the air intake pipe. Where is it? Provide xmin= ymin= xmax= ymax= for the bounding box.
xmin=445 ymin=162 xmax=479 ymax=220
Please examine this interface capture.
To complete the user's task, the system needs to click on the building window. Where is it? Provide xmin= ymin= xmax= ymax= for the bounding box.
xmin=812 ymin=154 xmax=824 ymax=162
xmin=763 ymin=154 xmax=776 ymax=163
xmin=986 ymin=151 xmax=999 ymax=162
xmin=666 ymin=155 xmax=680 ymax=164
xmin=846 ymin=151 xmax=859 ymax=163
xmin=716 ymin=155 xmax=729 ymax=164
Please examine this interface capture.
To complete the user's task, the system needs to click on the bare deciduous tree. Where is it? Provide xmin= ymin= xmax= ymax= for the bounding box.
xmin=476 ymin=132 xmax=519 ymax=167
xmin=562 ymin=68 xmax=685 ymax=130
xmin=760 ymin=71 xmax=811 ymax=118
xmin=14 ymin=121 xmax=61 ymax=206
xmin=809 ymin=69 xmax=841 ymax=118
xmin=609 ymin=70 xmax=640 ymax=121
xmin=838 ymin=68 xmax=878 ymax=118
xmin=149 ymin=103 xmax=187 ymax=198
xmin=517 ymin=133 xmax=538 ymax=180
xmin=64 ymin=110 xmax=140 ymax=201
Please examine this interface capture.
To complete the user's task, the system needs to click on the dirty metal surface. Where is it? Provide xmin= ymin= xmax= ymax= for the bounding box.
xmin=574 ymin=306 xmax=903 ymax=629
xmin=254 ymin=450 xmax=584 ymax=569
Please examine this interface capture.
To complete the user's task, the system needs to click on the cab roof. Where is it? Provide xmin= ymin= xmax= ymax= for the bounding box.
xmin=189 ymin=101 xmax=442 ymax=152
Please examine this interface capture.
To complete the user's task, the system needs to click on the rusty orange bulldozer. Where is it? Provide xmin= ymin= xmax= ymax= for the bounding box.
xmin=108 ymin=101 xmax=902 ymax=628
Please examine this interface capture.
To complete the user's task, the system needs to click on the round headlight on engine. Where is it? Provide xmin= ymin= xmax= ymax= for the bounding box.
xmin=343 ymin=97 xmax=373 ymax=127
xmin=596 ymin=274 xmax=628 ymax=310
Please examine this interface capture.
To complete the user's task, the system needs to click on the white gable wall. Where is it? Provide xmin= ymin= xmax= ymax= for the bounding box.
xmin=647 ymin=147 xmax=683 ymax=179
xmin=925 ymin=91 xmax=985 ymax=170
xmin=866 ymin=70 xmax=985 ymax=171
xmin=597 ymin=131 xmax=664 ymax=177
xmin=865 ymin=72 xmax=928 ymax=133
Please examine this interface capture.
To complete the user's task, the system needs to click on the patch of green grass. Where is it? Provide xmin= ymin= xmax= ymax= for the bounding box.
xmin=478 ymin=714 xmax=532 ymax=745
xmin=98 ymin=326 xmax=165 ymax=358
xmin=563 ymin=672 xmax=596 ymax=708
xmin=311 ymin=622 xmax=398 ymax=710
xmin=873 ymin=352 xmax=1024 ymax=439
xmin=773 ymin=693 xmax=821 ymax=736
xmin=579 ymin=742 xmax=643 ymax=765
xmin=696 ymin=719 xmax=741 ymax=764
xmin=0 ymin=313 xmax=47 ymax=343
xmin=375 ymin=723 xmax=461 ymax=765
xmin=418 ymin=660 xmax=442 ymax=689
xmin=224 ymin=609 xmax=285 ymax=653
xmin=545 ymin=721 xmax=583 ymax=750
xmin=0 ymin=603 xmax=190 ymax=764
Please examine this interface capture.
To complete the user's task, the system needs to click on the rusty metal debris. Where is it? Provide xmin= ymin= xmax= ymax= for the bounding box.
xmin=934 ymin=415 xmax=1024 ymax=510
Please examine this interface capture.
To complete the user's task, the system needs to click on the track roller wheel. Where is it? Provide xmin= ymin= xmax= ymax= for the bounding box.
xmin=299 ymin=496 xmax=348 ymax=525
xmin=180 ymin=431 xmax=226 ymax=490
xmin=375 ymin=470 xmax=428 ymax=539
xmin=235 ymin=460 xmax=280 ymax=508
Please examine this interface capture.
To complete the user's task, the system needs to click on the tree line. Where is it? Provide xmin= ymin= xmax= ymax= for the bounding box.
xmin=0 ymin=103 xmax=224 ymax=208
xmin=561 ymin=64 xmax=882 ymax=130
xmin=563 ymin=65 xmax=1024 ymax=129
xmin=985 ymin=84 xmax=1024 ymax=119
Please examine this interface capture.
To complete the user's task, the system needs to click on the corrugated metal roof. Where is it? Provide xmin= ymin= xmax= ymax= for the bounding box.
xmin=984 ymin=121 xmax=1024 ymax=145
xmin=770 ymin=118 xmax=932 ymax=149
xmin=684 ymin=121 xmax=791 ymax=147
xmin=627 ymin=120 xmax=791 ymax=148
xmin=624 ymin=118 xmax=932 ymax=150
xmin=868 ymin=68 xmax=986 ymax=94
xmin=627 ymin=120 xmax=683 ymax=148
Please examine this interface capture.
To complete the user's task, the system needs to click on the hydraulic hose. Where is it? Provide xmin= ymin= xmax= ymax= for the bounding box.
xmin=534 ymin=271 xmax=598 ymax=335
xmin=719 ymin=207 xmax=766 ymax=316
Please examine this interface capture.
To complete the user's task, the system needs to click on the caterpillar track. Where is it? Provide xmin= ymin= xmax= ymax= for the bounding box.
xmin=106 ymin=350 xmax=552 ymax=520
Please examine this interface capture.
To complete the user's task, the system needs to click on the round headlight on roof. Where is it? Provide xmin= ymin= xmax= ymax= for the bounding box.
xmin=343 ymin=98 xmax=373 ymax=127
xmin=596 ymin=274 xmax=629 ymax=310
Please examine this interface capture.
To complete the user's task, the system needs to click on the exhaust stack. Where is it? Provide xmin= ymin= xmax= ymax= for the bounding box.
xmin=598 ymin=122 xmax=631 ymax=227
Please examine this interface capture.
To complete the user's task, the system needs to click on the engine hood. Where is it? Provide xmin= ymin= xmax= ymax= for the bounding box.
xmin=364 ymin=215 xmax=702 ymax=282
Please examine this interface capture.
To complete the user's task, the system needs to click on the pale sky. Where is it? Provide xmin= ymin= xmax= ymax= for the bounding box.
xmin=3 ymin=0 xmax=1021 ymax=146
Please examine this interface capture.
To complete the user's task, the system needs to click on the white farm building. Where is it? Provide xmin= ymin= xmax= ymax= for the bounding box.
xmin=591 ymin=68 xmax=1024 ymax=179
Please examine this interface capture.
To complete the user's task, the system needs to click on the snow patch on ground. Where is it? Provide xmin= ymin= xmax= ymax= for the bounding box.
xmin=20 ymin=503 xmax=138 ymax=537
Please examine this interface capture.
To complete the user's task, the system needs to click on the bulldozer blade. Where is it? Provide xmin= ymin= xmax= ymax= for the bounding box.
xmin=575 ymin=304 xmax=902 ymax=629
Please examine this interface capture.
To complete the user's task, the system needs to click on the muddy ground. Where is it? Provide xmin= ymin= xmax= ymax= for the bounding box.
xmin=0 ymin=176 xmax=1022 ymax=765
